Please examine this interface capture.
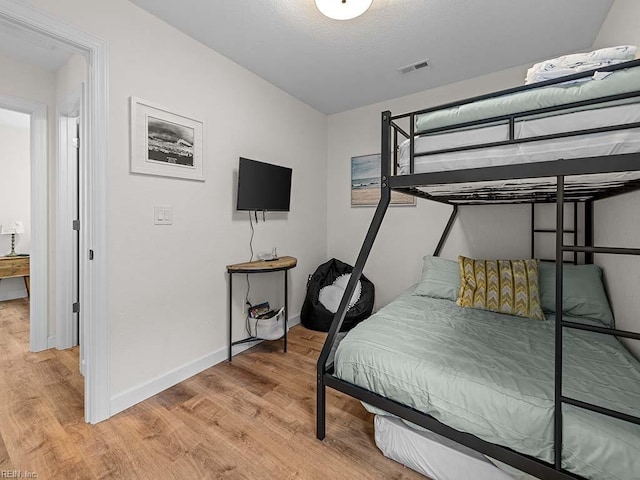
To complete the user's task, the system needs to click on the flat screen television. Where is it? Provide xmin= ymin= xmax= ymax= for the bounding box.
xmin=236 ymin=157 xmax=292 ymax=212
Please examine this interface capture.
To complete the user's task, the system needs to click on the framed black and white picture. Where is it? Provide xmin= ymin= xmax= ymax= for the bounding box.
xmin=130 ymin=97 xmax=204 ymax=181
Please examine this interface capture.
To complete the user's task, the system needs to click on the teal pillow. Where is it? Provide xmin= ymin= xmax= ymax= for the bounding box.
xmin=413 ymin=256 xmax=460 ymax=301
xmin=538 ymin=263 xmax=614 ymax=326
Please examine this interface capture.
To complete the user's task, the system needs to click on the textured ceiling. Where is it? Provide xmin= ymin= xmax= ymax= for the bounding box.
xmin=130 ymin=0 xmax=614 ymax=114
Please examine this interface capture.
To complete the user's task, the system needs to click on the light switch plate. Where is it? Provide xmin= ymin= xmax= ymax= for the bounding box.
xmin=154 ymin=206 xmax=173 ymax=225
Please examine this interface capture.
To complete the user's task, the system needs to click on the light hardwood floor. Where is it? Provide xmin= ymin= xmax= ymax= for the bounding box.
xmin=0 ymin=298 xmax=425 ymax=479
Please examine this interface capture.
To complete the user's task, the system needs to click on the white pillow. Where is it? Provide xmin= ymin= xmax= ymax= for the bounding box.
xmin=318 ymin=274 xmax=362 ymax=314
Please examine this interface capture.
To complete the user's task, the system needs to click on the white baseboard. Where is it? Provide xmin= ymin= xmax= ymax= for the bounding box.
xmin=110 ymin=314 xmax=300 ymax=417
xmin=47 ymin=335 xmax=56 ymax=349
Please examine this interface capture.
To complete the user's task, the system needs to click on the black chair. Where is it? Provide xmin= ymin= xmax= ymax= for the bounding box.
xmin=301 ymin=258 xmax=374 ymax=332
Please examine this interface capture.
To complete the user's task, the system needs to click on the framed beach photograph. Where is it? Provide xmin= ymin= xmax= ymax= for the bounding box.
xmin=130 ymin=97 xmax=204 ymax=181
xmin=351 ymin=154 xmax=415 ymax=207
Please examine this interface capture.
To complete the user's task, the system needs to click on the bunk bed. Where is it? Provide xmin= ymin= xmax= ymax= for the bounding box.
xmin=316 ymin=58 xmax=640 ymax=480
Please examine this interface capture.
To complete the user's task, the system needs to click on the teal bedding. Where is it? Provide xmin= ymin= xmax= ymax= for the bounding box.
xmin=334 ymin=290 xmax=640 ymax=480
xmin=415 ymin=66 xmax=640 ymax=132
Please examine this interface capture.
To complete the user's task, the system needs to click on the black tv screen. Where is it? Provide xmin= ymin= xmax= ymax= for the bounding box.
xmin=237 ymin=158 xmax=292 ymax=212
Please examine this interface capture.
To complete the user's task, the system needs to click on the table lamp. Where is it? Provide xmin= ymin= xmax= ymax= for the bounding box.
xmin=1 ymin=221 xmax=25 ymax=257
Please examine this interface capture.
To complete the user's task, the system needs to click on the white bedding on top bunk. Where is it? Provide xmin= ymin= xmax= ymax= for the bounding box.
xmin=397 ymin=102 xmax=640 ymax=175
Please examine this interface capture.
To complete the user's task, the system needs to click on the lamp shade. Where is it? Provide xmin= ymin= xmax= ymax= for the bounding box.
xmin=1 ymin=221 xmax=25 ymax=235
xmin=315 ymin=0 xmax=373 ymax=20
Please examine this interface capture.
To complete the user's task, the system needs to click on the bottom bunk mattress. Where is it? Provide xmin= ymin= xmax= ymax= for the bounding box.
xmin=334 ymin=290 xmax=640 ymax=480
xmin=374 ymin=415 xmax=534 ymax=480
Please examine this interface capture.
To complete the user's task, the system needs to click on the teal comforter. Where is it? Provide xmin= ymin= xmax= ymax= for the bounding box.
xmin=334 ymin=291 xmax=640 ymax=480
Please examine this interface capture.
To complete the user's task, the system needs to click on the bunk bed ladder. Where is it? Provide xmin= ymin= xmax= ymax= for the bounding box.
xmin=531 ymin=202 xmax=578 ymax=264
xmin=554 ymin=176 xmax=640 ymax=472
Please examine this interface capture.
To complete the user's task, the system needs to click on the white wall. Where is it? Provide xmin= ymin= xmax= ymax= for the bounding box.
xmin=591 ymin=0 xmax=640 ymax=357
xmin=592 ymin=0 xmax=640 ymax=53
xmin=327 ymin=66 xmax=532 ymax=307
xmin=56 ymin=54 xmax=85 ymax=102
xmin=27 ymin=0 xmax=328 ymax=410
xmin=0 ymin=117 xmax=30 ymax=300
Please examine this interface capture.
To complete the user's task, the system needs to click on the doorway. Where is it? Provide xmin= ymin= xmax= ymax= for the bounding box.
xmin=0 ymin=1 xmax=109 ymax=423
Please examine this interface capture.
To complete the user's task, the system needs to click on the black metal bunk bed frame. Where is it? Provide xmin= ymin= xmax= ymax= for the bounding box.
xmin=316 ymin=59 xmax=640 ymax=480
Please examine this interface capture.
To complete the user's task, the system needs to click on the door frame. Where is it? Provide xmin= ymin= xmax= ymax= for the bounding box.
xmin=0 ymin=0 xmax=110 ymax=423
xmin=0 ymin=95 xmax=48 ymax=353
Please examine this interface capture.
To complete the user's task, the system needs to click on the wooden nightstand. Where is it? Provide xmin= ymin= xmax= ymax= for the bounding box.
xmin=0 ymin=255 xmax=30 ymax=297
xmin=227 ymin=256 xmax=297 ymax=361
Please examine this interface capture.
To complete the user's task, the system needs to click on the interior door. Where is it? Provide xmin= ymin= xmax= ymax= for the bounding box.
xmin=62 ymin=107 xmax=82 ymax=372
xmin=73 ymin=119 xmax=80 ymax=349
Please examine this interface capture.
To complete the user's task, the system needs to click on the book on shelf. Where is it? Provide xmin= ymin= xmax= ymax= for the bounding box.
xmin=257 ymin=310 xmax=278 ymax=319
xmin=249 ymin=302 xmax=271 ymax=318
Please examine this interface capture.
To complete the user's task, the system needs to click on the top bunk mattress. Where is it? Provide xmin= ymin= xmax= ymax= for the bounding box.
xmin=398 ymin=100 xmax=640 ymax=176
xmin=415 ymin=65 xmax=640 ymax=132
xmin=334 ymin=290 xmax=640 ymax=480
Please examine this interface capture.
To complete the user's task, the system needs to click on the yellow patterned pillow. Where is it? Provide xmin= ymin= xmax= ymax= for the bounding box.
xmin=457 ymin=256 xmax=544 ymax=321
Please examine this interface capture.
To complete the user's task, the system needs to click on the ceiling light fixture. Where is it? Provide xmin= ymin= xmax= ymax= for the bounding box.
xmin=315 ymin=0 xmax=373 ymax=20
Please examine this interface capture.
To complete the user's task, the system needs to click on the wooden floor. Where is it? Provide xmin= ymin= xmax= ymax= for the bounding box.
xmin=0 ymin=298 xmax=425 ymax=479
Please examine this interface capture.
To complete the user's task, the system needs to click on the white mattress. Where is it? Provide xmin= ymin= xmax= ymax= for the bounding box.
xmin=374 ymin=415 xmax=538 ymax=480
xmin=421 ymin=171 xmax=640 ymax=203
xmin=398 ymin=102 xmax=640 ymax=175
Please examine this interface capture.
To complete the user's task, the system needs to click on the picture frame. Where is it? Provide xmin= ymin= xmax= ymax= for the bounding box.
xmin=351 ymin=153 xmax=415 ymax=207
xmin=130 ymin=96 xmax=204 ymax=181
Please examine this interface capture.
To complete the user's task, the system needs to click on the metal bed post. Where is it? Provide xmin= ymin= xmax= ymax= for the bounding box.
xmin=393 ymin=129 xmax=398 ymax=176
xmin=316 ymin=111 xmax=392 ymax=440
xmin=433 ymin=205 xmax=458 ymax=257
xmin=573 ymin=202 xmax=578 ymax=265
xmin=584 ymin=200 xmax=594 ymax=264
xmin=554 ymin=175 xmax=565 ymax=470
xmin=409 ymin=114 xmax=415 ymax=174
xmin=530 ymin=204 xmax=535 ymax=259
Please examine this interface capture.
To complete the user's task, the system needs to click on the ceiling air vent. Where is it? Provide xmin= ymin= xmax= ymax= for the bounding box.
xmin=397 ymin=59 xmax=430 ymax=75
